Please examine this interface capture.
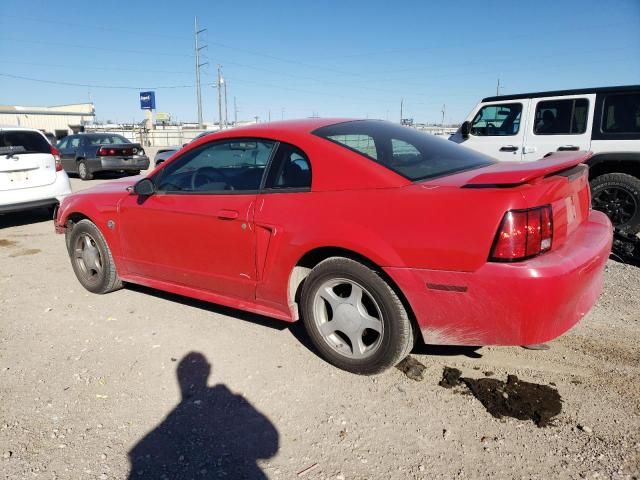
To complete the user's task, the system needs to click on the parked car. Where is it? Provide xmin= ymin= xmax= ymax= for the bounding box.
xmin=55 ymin=119 xmax=612 ymax=375
xmin=450 ymin=85 xmax=640 ymax=234
xmin=154 ymin=131 xmax=217 ymax=166
xmin=56 ymin=133 xmax=150 ymax=180
xmin=0 ymin=127 xmax=71 ymax=215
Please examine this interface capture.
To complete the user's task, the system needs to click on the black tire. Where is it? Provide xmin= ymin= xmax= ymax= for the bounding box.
xmin=66 ymin=219 xmax=122 ymax=294
xmin=77 ymin=160 xmax=93 ymax=180
xmin=300 ymin=257 xmax=415 ymax=375
xmin=591 ymin=173 xmax=640 ymax=234
xmin=127 ymin=170 xmax=141 ymax=176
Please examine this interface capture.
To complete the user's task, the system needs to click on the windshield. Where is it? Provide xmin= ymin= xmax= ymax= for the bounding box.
xmin=86 ymin=134 xmax=131 ymax=145
xmin=313 ymin=120 xmax=494 ymax=181
xmin=0 ymin=130 xmax=51 ymax=155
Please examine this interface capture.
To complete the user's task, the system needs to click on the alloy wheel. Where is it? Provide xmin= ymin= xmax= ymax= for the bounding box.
xmin=312 ymin=278 xmax=384 ymax=360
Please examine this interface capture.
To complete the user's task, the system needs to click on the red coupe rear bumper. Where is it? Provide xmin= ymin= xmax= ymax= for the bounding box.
xmin=385 ymin=211 xmax=613 ymax=346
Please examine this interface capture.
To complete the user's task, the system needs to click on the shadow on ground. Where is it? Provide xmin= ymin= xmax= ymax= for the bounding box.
xmin=128 ymin=352 xmax=279 ymax=479
xmin=0 ymin=207 xmax=53 ymax=229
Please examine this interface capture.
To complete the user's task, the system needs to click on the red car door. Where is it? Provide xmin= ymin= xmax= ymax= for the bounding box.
xmin=117 ymin=138 xmax=277 ymax=301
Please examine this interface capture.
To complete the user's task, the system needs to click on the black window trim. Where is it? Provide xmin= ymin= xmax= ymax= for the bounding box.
xmin=470 ymin=102 xmax=523 ymax=137
xmin=532 ymin=97 xmax=590 ymax=136
xmin=152 ymin=136 xmax=280 ymax=196
xmin=591 ymin=91 xmax=640 ymax=141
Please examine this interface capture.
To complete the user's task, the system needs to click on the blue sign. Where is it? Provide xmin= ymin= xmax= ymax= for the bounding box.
xmin=140 ymin=91 xmax=156 ymax=110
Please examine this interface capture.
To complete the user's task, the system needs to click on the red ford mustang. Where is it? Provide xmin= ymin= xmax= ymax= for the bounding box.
xmin=55 ymin=119 xmax=612 ymax=374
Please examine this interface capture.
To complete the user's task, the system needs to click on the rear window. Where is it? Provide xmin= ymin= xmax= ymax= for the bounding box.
xmin=602 ymin=93 xmax=640 ymax=134
xmin=0 ymin=130 xmax=51 ymax=155
xmin=86 ymin=134 xmax=131 ymax=145
xmin=313 ymin=120 xmax=494 ymax=181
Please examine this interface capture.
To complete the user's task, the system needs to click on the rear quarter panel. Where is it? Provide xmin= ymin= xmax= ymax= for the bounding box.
xmin=253 ymin=184 xmax=530 ymax=311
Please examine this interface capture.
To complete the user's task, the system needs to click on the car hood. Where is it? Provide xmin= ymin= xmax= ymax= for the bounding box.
xmin=73 ymin=176 xmax=139 ymax=196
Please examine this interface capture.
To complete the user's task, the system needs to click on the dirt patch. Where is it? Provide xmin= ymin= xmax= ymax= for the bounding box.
xmin=439 ymin=368 xmax=562 ymax=427
xmin=396 ymin=356 xmax=427 ymax=381
xmin=8 ymin=249 xmax=41 ymax=258
xmin=438 ymin=366 xmax=463 ymax=388
xmin=0 ymin=239 xmax=18 ymax=247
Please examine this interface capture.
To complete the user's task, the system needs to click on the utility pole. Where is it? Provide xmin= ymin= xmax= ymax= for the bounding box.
xmin=400 ymin=98 xmax=404 ymax=124
xmin=268 ymin=110 xmax=271 ymax=122
xmin=194 ymin=17 xmax=207 ymax=128
xmin=223 ymin=80 xmax=228 ymax=128
xmin=496 ymin=78 xmax=501 ymax=96
xmin=281 ymin=108 xmax=285 ymax=120
xmin=441 ymin=104 xmax=446 ymax=127
xmin=233 ymin=96 xmax=238 ymax=125
xmin=217 ymin=65 xmax=223 ymax=129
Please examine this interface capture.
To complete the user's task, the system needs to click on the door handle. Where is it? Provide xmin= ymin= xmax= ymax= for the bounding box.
xmin=557 ymin=145 xmax=579 ymax=151
xmin=500 ymin=145 xmax=519 ymax=152
xmin=217 ymin=209 xmax=238 ymax=220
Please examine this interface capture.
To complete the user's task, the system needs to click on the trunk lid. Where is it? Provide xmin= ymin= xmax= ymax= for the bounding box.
xmin=0 ymin=130 xmax=57 ymax=192
xmin=426 ymin=151 xmax=594 ymax=252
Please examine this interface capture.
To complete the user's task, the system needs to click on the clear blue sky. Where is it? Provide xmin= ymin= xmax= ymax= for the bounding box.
xmin=1 ymin=0 xmax=638 ymax=124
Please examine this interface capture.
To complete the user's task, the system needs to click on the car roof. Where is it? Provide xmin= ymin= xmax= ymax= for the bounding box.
xmin=227 ymin=118 xmax=356 ymax=135
xmin=0 ymin=126 xmax=46 ymax=133
xmin=481 ymin=84 xmax=640 ymax=102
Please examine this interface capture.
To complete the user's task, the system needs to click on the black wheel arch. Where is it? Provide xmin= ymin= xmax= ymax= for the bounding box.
xmin=587 ymin=152 xmax=640 ymax=180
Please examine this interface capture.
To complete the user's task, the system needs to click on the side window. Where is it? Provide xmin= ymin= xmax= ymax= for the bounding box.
xmin=57 ymin=138 xmax=68 ymax=149
xmin=156 ymin=139 xmax=275 ymax=193
xmin=602 ymin=93 xmax=640 ymax=134
xmin=264 ymin=143 xmax=311 ymax=190
xmin=326 ymin=134 xmax=377 ymax=159
xmin=391 ymin=139 xmax=422 ymax=165
xmin=69 ymin=137 xmax=81 ymax=149
xmin=534 ymin=98 xmax=589 ymax=135
xmin=470 ymin=103 xmax=522 ymax=136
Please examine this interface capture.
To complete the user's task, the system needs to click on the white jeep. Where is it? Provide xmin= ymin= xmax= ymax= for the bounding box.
xmin=450 ymin=85 xmax=640 ymax=234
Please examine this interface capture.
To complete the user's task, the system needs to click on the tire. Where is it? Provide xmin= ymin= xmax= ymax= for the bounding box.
xmin=300 ymin=257 xmax=415 ymax=375
xmin=127 ymin=170 xmax=141 ymax=176
xmin=66 ymin=219 xmax=122 ymax=294
xmin=77 ymin=160 xmax=93 ymax=180
xmin=591 ymin=173 xmax=640 ymax=234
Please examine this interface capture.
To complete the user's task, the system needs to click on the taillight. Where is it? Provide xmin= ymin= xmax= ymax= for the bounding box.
xmin=490 ymin=206 xmax=553 ymax=262
xmin=51 ymin=146 xmax=62 ymax=172
xmin=98 ymin=147 xmax=117 ymax=156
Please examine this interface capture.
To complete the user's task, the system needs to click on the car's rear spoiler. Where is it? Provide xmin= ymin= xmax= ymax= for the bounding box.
xmin=464 ymin=151 xmax=593 ymax=187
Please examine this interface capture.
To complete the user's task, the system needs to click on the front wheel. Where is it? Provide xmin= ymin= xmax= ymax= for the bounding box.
xmin=66 ymin=219 xmax=122 ymax=294
xmin=300 ymin=257 xmax=414 ymax=375
xmin=591 ymin=173 xmax=640 ymax=234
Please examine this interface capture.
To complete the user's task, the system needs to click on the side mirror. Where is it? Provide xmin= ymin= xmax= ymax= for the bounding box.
xmin=133 ymin=178 xmax=155 ymax=196
xmin=460 ymin=121 xmax=471 ymax=139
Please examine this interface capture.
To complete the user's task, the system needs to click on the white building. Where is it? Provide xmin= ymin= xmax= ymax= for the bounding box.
xmin=0 ymin=103 xmax=95 ymax=139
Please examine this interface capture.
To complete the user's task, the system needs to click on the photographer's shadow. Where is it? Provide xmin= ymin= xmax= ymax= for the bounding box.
xmin=128 ymin=352 xmax=278 ymax=479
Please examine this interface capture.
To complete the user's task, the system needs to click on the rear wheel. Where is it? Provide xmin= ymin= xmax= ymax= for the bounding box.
xmin=300 ymin=257 xmax=414 ymax=375
xmin=78 ymin=160 xmax=93 ymax=181
xmin=66 ymin=219 xmax=122 ymax=294
xmin=591 ymin=173 xmax=640 ymax=234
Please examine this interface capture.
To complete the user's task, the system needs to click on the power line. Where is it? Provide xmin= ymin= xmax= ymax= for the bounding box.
xmin=0 ymin=72 xmax=200 ymax=90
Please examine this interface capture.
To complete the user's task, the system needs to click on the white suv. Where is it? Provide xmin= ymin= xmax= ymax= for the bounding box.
xmin=450 ymin=85 xmax=640 ymax=234
xmin=0 ymin=127 xmax=72 ymax=215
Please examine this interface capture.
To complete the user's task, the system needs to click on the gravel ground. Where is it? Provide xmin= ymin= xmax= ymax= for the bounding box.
xmin=1 ymin=155 xmax=639 ymax=479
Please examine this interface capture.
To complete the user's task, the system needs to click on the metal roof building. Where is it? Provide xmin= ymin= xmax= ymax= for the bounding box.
xmin=0 ymin=103 xmax=95 ymax=139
